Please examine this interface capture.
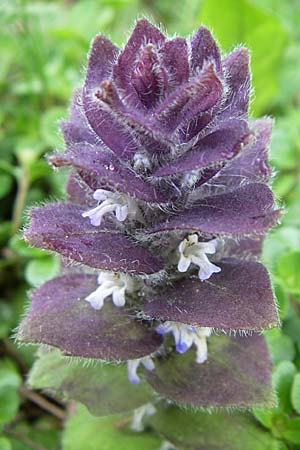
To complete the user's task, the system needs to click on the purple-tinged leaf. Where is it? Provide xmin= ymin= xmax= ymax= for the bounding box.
xmin=51 ymin=146 xmax=167 ymax=203
xmin=154 ymin=64 xmax=223 ymax=133
xmin=83 ymin=80 xmax=172 ymax=157
xmin=85 ymin=34 xmax=119 ymax=90
xmin=18 ymin=273 xmax=163 ymax=360
xmin=61 ymin=91 xmax=98 ymax=146
xmin=195 ymin=166 xmax=223 ymax=187
xmin=24 ymin=203 xmax=163 ymax=274
xmin=191 ymin=25 xmax=221 ymax=74
xmin=146 ymin=334 xmax=275 ymax=408
xmin=82 ymin=34 xmax=125 ymax=154
xmin=149 ymin=183 xmax=280 ymax=236
xmin=66 ymin=173 xmax=93 ymax=206
xmin=113 ymin=18 xmax=166 ymax=108
xmin=143 ymin=259 xmax=278 ymax=331
xmin=29 ymin=348 xmax=155 ymax=416
xmin=153 ymin=119 xmax=250 ymax=177
xmin=221 ymin=47 xmax=250 ymax=117
xmin=82 ymin=83 xmax=139 ymax=160
xmin=160 ymin=37 xmax=189 ymax=90
xmin=214 ymin=118 xmax=273 ymax=187
xmin=222 ymin=236 xmax=264 ymax=259
xmin=131 ymin=43 xmax=168 ymax=109
xmin=178 ymin=109 xmax=218 ymax=143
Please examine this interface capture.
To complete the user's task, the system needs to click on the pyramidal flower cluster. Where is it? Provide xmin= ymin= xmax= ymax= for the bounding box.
xmin=19 ymin=19 xmax=280 ymax=409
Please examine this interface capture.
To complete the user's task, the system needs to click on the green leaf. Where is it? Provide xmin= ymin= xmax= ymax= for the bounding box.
xmin=276 ymin=251 xmax=300 ymax=294
xmin=0 ymin=359 xmax=22 ymax=391
xmin=281 ymin=418 xmax=300 ymax=444
xmin=28 ymin=348 xmax=155 ymax=416
xmin=266 ymin=329 xmax=295 ymax=364
xmin=0 ymin=303 xmax=14 ymax=339
xmin=291 ymin=373 xmax=300 ymax=414
xmin=14 ymin=138 xmax=45 ymax=168
xmin=283 ymin=317 xmax=300 ymax=342
xmin=0 ymin=389 xmax=20 ymax=425
xmin=274 ymin=283 xmax=289 ymax=321
xmin=0 ymin=174 xmax=13 ymax=199
xmin=0 ymin=437 xmax=12 ymax=450
xmin=252 ymin=408 xmax=273 ymax=429
xmin=148 ymin=406 xmax=279 ymax=450
xmin=272 ymin=361 xmax=297 ymax=412
xmin=62 ymin=404 xmax=161 ymax=450
xmin=9 ymin=234 xmax=45 ymax=258
xmin=198 ymin=0 xmax=287 ymax=114
xmin=263 ymin=226 xmax=300 ymax=270
xmin=40 ymin=107 xmax=66 ymax=148
xmin=24 ymin=255 xmax=59 ymax=287
xmin=270 ymin=110 xmax=300 ymax=170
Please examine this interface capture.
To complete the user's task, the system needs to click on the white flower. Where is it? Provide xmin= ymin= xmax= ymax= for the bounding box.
xmin=130 ymin=403 xmax=156 ymax=432
xmin=85 ymin=271 xmax=136 ymax=310
xmin=156 ymin=321 xmax=212 ymax=364
xmin=127 ymin=356 xmax=155 ymax=384
xmin=82 ymin=189 xmax=143 ymax=226
xmin=177 ymin=234 xmax=221 ymax=281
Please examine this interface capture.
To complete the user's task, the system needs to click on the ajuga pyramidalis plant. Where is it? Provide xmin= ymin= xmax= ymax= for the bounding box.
xmin=19 ymin=18 xmax=280 ymax=434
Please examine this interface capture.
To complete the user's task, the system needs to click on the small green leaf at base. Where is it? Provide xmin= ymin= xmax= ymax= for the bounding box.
xmin=28 ymin=348 xmax=155 ymax=416
xmin=62 ymin=404 xmax=161 ymax=450
xmin=291 ymin=373 xmax=300 ymax=414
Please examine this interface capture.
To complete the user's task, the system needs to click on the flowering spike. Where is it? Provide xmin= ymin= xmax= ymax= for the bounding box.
xmin=20 ymin=19 xmax=279 ymax=411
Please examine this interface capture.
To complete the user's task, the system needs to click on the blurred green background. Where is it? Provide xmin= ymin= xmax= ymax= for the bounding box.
xmin=1 ymin=0 xmax=300 ymax=449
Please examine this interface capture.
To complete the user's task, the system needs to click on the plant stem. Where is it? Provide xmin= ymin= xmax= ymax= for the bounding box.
xmin=11 ymin=166 xmax=30 ymax=235
xmin=4 ymin=426 xmax=49 ymax=450
xmin=19 ymin=385 xmax=67 ymax=421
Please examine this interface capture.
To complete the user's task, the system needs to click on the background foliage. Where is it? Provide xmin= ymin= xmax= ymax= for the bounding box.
xmin=0 ymin=0 xmax=300 ymax=449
